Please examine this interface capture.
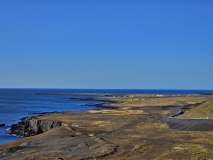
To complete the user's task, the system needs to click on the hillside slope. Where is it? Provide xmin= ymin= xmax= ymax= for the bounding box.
xmin=180 ymin=98 xmax=213 ymax=118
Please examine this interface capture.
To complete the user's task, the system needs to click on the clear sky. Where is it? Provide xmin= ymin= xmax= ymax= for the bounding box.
xmin=0 ymin=1 xmax=213 ymax=89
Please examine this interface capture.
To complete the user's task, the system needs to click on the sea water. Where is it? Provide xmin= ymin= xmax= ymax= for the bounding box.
xmin=0 ymin=89 xmax=102 ymax=144
xmin=0 ymin=88 xmax=212 ymax=144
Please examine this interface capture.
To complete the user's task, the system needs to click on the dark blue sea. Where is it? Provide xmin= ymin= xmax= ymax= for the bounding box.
xmin=0 ymin=88 xmax=212 ymax=144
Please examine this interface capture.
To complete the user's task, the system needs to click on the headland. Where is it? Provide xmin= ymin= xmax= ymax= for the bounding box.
xmin=1 ymin=93 xmax=213 ymax=159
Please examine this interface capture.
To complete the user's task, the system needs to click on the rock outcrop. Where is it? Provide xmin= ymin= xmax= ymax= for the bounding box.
xmin=10 ymin=116 xmax=62 ymax=137
xmin=0 ymin=124 xmax=5 ymax=127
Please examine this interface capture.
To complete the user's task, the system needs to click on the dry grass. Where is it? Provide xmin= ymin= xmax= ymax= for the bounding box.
xmin=109 ymin=94 xmax=210 ymax=108
xmin=180 ymin=98 xmax=213 ymax=118
xmin=88 ymin=109 xmax=145 ymax=115
xmin=1 ymin=94 xmax=213 ymax=159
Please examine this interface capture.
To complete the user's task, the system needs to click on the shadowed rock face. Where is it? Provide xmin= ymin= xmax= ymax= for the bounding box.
xmin=10 ymin=117 xmax=62 ymax=137
xmin=0 ymin=124 xmax=5 ymax=127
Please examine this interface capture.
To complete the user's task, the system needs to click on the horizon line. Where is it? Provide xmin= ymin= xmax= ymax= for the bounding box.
xmin=0 ymin=88 xmax=213 ymax=91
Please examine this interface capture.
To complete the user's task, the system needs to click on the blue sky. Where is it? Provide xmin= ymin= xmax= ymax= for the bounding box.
xmin=0 ymin=1 xmax=213 ymax=89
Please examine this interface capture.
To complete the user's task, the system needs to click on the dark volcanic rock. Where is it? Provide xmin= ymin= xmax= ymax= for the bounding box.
xmin=0 ymin=124 xmax=5 ymax=127
xmin=69 ymin=97 xmax=118 ymax=103
xmin=200 ymin=92 xmax=213 ymax=95
xmin=10 ymin=116 xmax=62 ymax=137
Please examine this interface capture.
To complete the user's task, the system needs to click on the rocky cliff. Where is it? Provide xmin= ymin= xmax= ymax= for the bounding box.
xmin=10 ymin=116 xmax=62 ymax=137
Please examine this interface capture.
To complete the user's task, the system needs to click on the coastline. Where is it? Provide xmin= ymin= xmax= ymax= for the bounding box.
xmin=1 ymin=93 xmax=213 ymax=159
xmin=0 ymin=92 xmax=116 ymax=145
xmin=9 ymin=97 xmax=117 ymax=137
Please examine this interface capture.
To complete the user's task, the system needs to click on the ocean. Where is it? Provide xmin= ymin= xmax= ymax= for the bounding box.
xmin=0 ymin=88 xmax=212 ymax=144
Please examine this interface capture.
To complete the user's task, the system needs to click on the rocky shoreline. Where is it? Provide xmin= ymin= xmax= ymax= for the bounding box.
xmin=9 ymin=96 xmax=118 ymax=137
xmin=10 ymin=116 xmax=62 ymax=137
xmin=1 ymin=94 xmax=213 ymax=159
xmin=2 ymin=110 xmax=120 ymax=159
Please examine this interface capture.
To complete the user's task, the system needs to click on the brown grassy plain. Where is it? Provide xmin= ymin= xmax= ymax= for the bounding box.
xmin=0 ymin=94 xmax=213 ymax=160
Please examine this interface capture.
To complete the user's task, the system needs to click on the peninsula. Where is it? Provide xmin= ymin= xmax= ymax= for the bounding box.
xmin=1 ymin=93 xmax=213 ymax=159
